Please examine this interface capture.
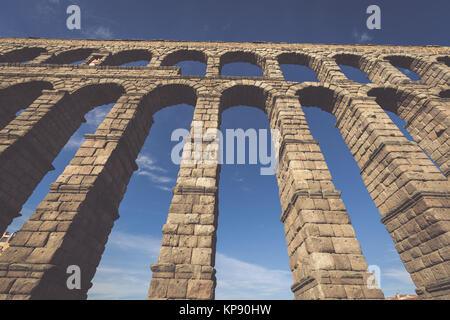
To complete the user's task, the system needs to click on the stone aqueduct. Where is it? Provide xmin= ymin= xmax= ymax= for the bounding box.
xmin=0 ymin=37 xmax=448 ymax=300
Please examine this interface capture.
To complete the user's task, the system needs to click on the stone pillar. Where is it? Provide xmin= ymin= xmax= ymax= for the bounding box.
xmin=0 ymin=89 xmax=69 ymax=235
xmin=148 ymin=95 xmax=221 ymax=300
xmin=263 ymin=59 xmax=285 ymax=80
xmin=335 ymin=95 xmax=450 ymax=299
xmin=0 ymin=93 xmax=150 ymax=299
xmin=270 ymin=96 xmax=384 ymax=300
xmin=29 ymin=53 xmax=54 ymax=64
xmin=205 ymin=56 xmax=220 ymax=77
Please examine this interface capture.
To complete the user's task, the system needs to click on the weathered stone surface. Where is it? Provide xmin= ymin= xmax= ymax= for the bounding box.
xmin=0 ymin=38 xmax=448 ymax=301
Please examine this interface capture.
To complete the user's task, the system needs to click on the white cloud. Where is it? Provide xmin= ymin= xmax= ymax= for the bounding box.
xmin=85 ymin=108 xmax=110 ymax=127
xmin=106 ymin=231 xmax=161 ymax=257
xmin=215 ymin=253 xmax=293 ymax=299
xmin=64 ymin=135 xmax=85 ymax=150
xmin=352 ymin=30 xmax=374 ymax=43
xmin=83 ymin=26 xmax=114 ymax=39
xmin=136 ymin=154 xmax=167 ymax=173
xmin=383 ymin=267 xmax=413 ymax=285
xmin=137 ymin=170 xmax=173 ymax=184
xmin=136 ymin=154 xmax=174 ymax=190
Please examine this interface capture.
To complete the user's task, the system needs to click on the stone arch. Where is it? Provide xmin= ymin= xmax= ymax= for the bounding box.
xmin=367 ymin=86 xmax=449 ymax=175
xmin=218 ymin=79 xmax=278 ymax=98
xmin=332 ymin=53 xmax=372 ymax=83
xmin=0 ymin=82 xmax=126 ymax=236
xmin=277 ymin=52 xmax=315 ymax=67
xmin=0 ymin=80 xmax=205 ymax=299
xmin=220 ymin=84 xmax=270 ymax=114
xmin=219 ymin=50 xmax=265 ymax=75
xmin=102 ymin=49 xmax=153 ymax=66
xmin=0 ymin=80 xmax=54 ymax=130
xmin=381 ymin=53 xmax=450 ymax=85
xmin=288 ymin=83 xmax=450 ymax=299
xmin=139 ymin=82 xmax=199 ymax=116
xmin=45 ymin=48 xmax=97 ymax=64
xmin=276 ymin=52 xmax=320 ymax=81
xmin=0 ymin=47 xmax=47 ymax=63
xmin=160 ymin=49 xmax=208 ymax=66
xmin=286 ymin=82 xmax=350 ymax=115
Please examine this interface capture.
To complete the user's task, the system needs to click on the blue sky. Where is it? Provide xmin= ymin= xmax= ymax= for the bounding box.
xmin=1 ymin=0 xmax=449 ymax=299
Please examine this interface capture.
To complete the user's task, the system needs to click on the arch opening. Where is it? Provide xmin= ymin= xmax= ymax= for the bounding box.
xmin=46 ymin=48 xmax=95 ymax=65
xmin=334 ymin=54 xmax=371 ymax=84
xmin=299 ymin=102 xmax=416 ymax=297
xmin=385 ymin=55 xmax=421 ymax=81
xmin=0 ymin=80 xmax=53 ymax=131
xmin=0 ymin=47 xmax=46 ymax=63
xmin=294 ymin=85 xmax=417 ymax=297
xmin=2 ymin=84 xmax=125 ymax=229
xmin=102 ymin=49 xmax=152 ymax=66
xmin=89 ymin=84 xmax=198 ymax=298
xmin=220 ymin=51 xmax=263 ymax=77
xmin=277 ymin=53 xmax=318 ymax=82
xmin=161 ymin=50 xmax=207 ymax=75
xmin=217 ymin=84 xmax=290 ymax=298
xmin=220 ymin=85 xmax=268 ymax=113
xmin=5 ymin=82 xmax=126 ymax=232
xmin=215 ymin=105 xmax=291 ymax=299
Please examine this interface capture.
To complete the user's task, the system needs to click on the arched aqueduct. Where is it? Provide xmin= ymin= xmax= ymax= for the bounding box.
xmin=0 ymin=38 xmax=448 ymax=300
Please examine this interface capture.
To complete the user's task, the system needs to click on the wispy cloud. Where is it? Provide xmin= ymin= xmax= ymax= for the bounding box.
xmin=82 ymin=26 xmax=114 ymax=39
xmin=106 ymin=231 xmax=161 ymax=257
xmin=89 ymin=231 xmax=160 ymax=300
xmin=35 ymin=0 xmax=60 ymax=19
xmin=383 ymin=267 xmax=413 ymax=285
xmin=215 ymin=253 xmax=293 ymax=299
xmin=136 ymin=154 xmax=167 ymax=173
xmin=64 ymin=135 xmax=84 ymax=150
xmin=352 ymin=29 xmax=374 ymax=43
xmin=85 ymin=107 xmax=110 ymax=127
xmin=136 ymin=154 xmax=174 ymax=190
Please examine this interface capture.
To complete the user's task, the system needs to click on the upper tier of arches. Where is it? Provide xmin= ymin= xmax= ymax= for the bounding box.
xmin=0 ymin=43 xmax=446 ymax=86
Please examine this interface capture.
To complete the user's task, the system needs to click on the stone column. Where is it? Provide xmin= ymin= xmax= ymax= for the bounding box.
xmin=263 ymin=59 xmax=285 ymax=80
xmin=270 ymin=96 xmax=384 ymax=300
xmin=29 ymin=53 xmax=54 ymax=64
xmin=0 ymin=93 xmax=150 ymax=299
xmin=205 ymin=56 xmax=220 ymax=77
xmin=335 ymin=95 xmax=450 ymax=299
xmin=148 ymin=95 xmax=221 ymax=300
